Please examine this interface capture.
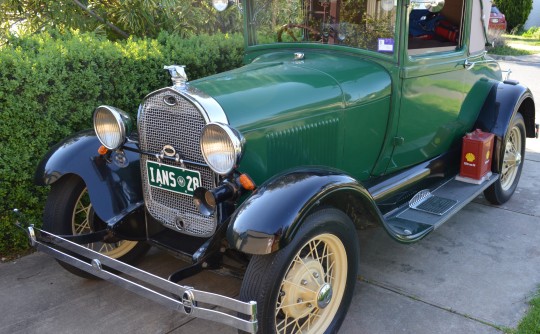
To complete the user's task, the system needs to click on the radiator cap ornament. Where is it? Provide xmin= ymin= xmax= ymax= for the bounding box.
xmin=164 ymin=65 xmax=188 ymax=89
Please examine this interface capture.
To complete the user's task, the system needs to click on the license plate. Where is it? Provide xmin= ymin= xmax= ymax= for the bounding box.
xmin=146 ymin=160 xmax=201 ymax=196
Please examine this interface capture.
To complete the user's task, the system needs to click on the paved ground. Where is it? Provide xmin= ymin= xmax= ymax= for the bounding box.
xmin=1 ymin=58 xmax=539 ymax=334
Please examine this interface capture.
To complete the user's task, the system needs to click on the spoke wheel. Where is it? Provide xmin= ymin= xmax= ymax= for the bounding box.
xmin=276 ymin=233 xmax=347 ymax=333
xmin=43 ymin=175 xmax=150 ymax=279
xmin=484 ymin=112 xmax=526 ymax=205
xmin=72 ymin=187 xmax=137 ymax=258
xmin=239 ymin=208 xmax=359 ymax=334
xmin=499 ymin=125 xmax=522 ymax=191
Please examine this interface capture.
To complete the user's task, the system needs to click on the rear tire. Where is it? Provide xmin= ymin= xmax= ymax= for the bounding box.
xmin=43 ymin=175 xmax=150 ymax=279
xmin=484 ymin=113 xmax=526 ymax=205
xmin=239 ymin=208 xmax=359 ymax=333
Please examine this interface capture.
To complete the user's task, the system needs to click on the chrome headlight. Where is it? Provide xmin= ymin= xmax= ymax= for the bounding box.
xmin=200 ymin=123 xmax=244 ymax=175
xmin=93 ymin=106 xmax=133 ymax=150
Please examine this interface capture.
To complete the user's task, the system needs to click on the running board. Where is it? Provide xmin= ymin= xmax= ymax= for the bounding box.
xmin=26 ymin=227 xmax=257 ymax=333
xmin=384 ymin=173 xmax=499 ymax=242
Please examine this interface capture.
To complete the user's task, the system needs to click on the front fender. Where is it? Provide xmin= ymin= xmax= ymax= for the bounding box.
xmin=35 ymin=130 xmax=143 ymax=226
xmin=226 ymin=168 xmax=384 ymax=255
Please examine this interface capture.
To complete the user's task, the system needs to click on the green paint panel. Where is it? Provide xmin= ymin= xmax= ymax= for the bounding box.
xmin=191 ymin=51 xmax=392 ymax=184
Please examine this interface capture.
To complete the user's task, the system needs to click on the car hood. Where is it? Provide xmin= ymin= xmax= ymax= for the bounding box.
xmin=190 ymin=50 xmax=391 ymax=131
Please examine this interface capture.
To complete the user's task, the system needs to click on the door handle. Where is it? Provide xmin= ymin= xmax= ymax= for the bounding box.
xmin=464 ymin=59 xmax=475 ymax=70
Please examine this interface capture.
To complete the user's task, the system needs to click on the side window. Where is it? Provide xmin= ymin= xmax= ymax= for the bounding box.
xmin=408 ymin=0 xmax=465 ymax=55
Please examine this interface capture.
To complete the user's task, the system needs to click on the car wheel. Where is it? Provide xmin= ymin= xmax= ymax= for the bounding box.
xmin=43 ymin=175 xmax=150 ymax=279
xmin=239 ymin=208 xmax=359 ymax=333
xmin=484 ymin=113 xmax=526 ymax=205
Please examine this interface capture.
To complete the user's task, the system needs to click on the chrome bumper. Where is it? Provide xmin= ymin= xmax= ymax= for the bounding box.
xmin=26 ymin=226 xmax=257 ymax=333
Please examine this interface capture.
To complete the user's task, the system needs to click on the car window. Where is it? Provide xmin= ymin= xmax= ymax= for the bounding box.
xmin=248 ymin=0 xmax=398 ymax=54
xmin=408 ymin=0 xmax=465 ymax=55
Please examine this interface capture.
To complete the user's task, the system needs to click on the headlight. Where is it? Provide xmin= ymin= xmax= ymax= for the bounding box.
xmin=93 ymin=106 xmax=132 ymax=150
xmin=200 ymin=123 xmax=244 ymax=175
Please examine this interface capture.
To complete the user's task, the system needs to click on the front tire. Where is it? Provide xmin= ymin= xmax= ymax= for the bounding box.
xmin=43 ymin=175 xmax=150 ymax=279
xmin=484 ymin=113 xmax=526 ymax=205
xmin=239 ymin=208 xmax=359 ymax=333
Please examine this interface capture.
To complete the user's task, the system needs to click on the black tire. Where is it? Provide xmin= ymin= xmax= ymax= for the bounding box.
xmin=43 ymin=175 xmax=150 ymax=279
xmin=484 ymin=113 xmax=526 ymax=205
xmin=239 ymin=208 xmax=359 ymax=333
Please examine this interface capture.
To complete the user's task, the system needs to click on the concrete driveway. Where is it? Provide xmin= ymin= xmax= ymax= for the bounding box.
xmin=1 ymin=58 xmax=539 ymax=334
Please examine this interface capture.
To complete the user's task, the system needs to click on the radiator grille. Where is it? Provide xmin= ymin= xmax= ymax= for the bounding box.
xmin=138 ymin=89 xmax=217 ymax=237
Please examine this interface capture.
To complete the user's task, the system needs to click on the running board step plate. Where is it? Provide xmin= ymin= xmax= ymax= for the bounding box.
xmin=409 ymin=190 xmax=458 ymax=216
xmin=384 ymin=173 xmax=499 ymax=242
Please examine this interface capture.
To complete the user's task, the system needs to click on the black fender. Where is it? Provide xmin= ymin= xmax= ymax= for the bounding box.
xmin=475 ymin=81 xmax=535 ymax=171
xmin=226 ymin=168 xmax=384 ymax=255
xmin=35 ymin=129 xmax=144 ymax=230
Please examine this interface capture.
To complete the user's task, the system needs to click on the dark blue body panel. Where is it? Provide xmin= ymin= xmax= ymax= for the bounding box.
xmin=475 ymin=81 xmax=535 ymax=171
xmin=226 ymin=168 xmax=385 ymax=255
xmin=475 ymin=82 xmax=535 ymax=138
xmin=35 ymin=130 xmax=144 ymax=226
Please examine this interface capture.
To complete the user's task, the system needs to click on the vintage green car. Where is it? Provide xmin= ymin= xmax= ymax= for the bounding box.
xmin=26 ymin=0 xmax=535 ymax=333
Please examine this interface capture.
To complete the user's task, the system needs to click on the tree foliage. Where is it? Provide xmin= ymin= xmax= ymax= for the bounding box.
xmin=0 ymin=0 xmax=243 ymax=42
xmin=496 ymin=0 xmax=533 ymax=31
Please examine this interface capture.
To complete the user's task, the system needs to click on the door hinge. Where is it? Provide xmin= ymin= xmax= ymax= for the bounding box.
xmin=393 ymin=137 xmax=404 ymax=146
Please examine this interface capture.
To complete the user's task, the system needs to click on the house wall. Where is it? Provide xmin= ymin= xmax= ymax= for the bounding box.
xmin=524 ymin=0 xmax=540 ymax=29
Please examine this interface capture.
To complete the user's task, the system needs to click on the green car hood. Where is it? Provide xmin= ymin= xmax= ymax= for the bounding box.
xmin=190 ymin=51 xmax=391 ymax=131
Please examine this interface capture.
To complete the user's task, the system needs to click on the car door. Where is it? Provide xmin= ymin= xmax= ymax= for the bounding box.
xmin=388 ymin=0 xmax=479 ymax=172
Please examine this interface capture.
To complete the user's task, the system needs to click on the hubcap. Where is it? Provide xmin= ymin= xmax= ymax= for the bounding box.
xmin=275 ymin=233 xmax=347 ymax=333
xmin=500 ymin=125 xmax=522 ymax=191
xmin=317 ymin=283 xmax=333 ymax=309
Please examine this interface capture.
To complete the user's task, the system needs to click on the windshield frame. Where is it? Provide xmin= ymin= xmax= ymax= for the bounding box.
xmin=242 ymin=0 xmax=405 ymax=62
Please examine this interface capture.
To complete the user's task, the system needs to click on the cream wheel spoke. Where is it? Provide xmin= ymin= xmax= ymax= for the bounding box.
xmin=300 ymin=309 xmax=321 ymax=332
xmin=74 ymin=218 xmax=91 ymax=234
xmin=277 ymin=315 xmax=297 ymax=334
xmin=99 ymin=243 xmax=111 ymax=253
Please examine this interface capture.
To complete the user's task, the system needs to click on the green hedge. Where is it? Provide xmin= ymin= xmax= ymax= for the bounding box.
xmin=0 ymin=30 xmax=244 ymax=258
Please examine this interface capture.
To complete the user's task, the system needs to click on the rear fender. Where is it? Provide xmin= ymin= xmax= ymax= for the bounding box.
xmin=35 ymin=130 xmax=144 ymax=227
xmin=226 ymin=168 xmax=384 ymax=255
xmin=475 ymin=81 xmax=535 ymax=171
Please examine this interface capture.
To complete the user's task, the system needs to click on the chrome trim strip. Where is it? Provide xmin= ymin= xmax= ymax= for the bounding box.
xmin=370 ymin=168 xmax=431 ymax=202
xmin=140 ymin=86 xmax=229 ymax=125
xmin=28 ymin=227 xmax=257 ymax=333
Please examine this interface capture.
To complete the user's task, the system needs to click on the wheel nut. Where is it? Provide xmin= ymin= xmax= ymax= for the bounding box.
xmin=307 ymin=303 xmax=313 ymax=308
xmin=280 ymin=290 xmax=285 ymax=297
xmin=313 ymin=272 xmax=319 ymax=278
xmin=297 ymin=298 xmax=303 ymax=303
xmin=301 ymin=279 xmax=308 ymax=285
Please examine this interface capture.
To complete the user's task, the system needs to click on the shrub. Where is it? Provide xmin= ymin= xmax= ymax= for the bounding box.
xmin=522 ymin=26 xmax=540 ymax=39
xmin=0 ymin=30 xmax=244 ymax=258
xmin=496 ymin=0 xmax=533 ymax=32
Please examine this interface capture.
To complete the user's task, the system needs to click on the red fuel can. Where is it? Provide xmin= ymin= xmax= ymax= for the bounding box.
xmin=460 ymin=129 xmax=495 ymax=180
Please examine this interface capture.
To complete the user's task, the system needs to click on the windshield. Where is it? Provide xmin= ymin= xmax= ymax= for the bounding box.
xmin=247 ymin=0 xmax=398 ymax=54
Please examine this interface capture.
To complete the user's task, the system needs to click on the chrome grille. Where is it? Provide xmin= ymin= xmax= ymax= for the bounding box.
xmin=138 ymin=88 xmax=217 ymax=237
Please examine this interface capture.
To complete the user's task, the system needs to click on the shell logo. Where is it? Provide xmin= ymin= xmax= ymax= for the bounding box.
xmin=465 ymin=153 xmax=476 ymax=163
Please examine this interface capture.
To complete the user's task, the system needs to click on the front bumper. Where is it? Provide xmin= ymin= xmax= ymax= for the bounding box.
xmin=26 ymin=226 xmax=257 ymax=333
